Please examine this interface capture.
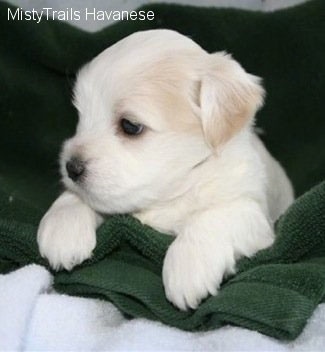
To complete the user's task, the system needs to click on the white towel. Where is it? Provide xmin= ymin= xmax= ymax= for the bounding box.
xmin=1 ymin=265 xmax=324 ymax=351
xmin=0 ymin=265 xmax=52 ymax=351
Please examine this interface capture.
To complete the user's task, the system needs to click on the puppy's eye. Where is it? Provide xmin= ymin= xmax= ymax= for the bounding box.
xmin=120 ymin=118 xmax=144 ymax=136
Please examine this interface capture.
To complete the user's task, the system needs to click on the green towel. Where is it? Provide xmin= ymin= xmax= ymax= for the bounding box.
xmin=0 ymin=182 xmax=324 ymax=339
xmin=0 ymin=0 xmax=324 ymax=341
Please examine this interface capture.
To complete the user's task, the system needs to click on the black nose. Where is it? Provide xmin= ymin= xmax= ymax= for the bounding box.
xmin=66 ymin=157 xmax=85 ymax=181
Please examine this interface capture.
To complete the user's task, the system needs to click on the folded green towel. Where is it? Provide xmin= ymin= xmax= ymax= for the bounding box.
xmin=0 ymin=0 xmax=324 ymax=341
xmin=0 ymin=182 xmax=324 ymax=340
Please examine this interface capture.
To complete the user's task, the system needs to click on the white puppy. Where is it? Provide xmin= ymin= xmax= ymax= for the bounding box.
xmin=37 ymin=29 xmax=293 ymax=310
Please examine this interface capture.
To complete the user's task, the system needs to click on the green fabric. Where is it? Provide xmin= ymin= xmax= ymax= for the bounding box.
xmin=0 ymin=0 xmax=324 ymax=341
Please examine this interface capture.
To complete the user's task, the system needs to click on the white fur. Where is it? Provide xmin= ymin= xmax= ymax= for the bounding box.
xmin=37 ymin=30 xmax=294 ymax=310
xmin=38 ymin=192 xmax=102 ymax=270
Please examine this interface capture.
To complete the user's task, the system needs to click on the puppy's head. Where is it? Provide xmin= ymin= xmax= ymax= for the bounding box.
xmin=61 ymin=29 xmax=264 ymax=213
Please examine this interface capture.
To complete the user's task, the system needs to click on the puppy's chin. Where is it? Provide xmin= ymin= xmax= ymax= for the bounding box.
xmin=62 ymin=182 xmax=79 ymax=197
xmin=61 ymin=179 xmax=98 ymax=212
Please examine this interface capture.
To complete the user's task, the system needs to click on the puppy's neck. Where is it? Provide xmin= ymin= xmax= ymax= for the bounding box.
xmin=133 ymin=131 xmax=255 ymax=235
xmin=133 ymin=152 xmax=227 ymax=234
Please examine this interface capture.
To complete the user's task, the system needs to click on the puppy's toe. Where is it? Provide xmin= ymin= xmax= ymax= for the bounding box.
xmin=37 ymin=208 xmax=96 ymax=270
xmin=162 ymin=236 xmax=235 ymax=310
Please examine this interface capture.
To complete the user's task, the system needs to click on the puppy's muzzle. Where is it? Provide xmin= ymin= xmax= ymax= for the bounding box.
xmin=66 ymin=157 xmax=85 ymax=182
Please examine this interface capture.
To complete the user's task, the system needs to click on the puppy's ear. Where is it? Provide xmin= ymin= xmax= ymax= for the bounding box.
xmin=199 ymin=52 xmax=264 ymax=148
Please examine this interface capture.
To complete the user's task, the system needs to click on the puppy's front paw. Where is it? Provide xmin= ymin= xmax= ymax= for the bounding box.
xmin=37 ymin=196 xmax=98 ymax=271
xmin=162 ymin=236 xmax=235 ymax=310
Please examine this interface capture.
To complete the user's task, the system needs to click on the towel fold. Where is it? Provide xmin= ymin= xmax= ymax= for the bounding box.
xmin=0 ymin=0 xmax=325 ymax=341
xmin=0 ymin=182 xmax=324 ymax=340
xmin=2 ymin=264 xmax=325 ymax=351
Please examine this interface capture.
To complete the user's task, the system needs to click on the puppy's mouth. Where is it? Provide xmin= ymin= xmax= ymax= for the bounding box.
xmin=61 ymin=159 xmax=107 ymax=212
xmin=62 ymin=172 xmax=99 ymax=210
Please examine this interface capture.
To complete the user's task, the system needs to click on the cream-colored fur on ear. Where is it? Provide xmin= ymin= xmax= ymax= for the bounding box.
xmin=200 ymin=52 xmax=265 ymax=148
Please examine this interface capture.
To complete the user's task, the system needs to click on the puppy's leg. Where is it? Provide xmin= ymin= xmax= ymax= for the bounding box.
xmin=37 ymin=191 xmax=103 ymax=270
xmin=163 ymin=199 xmax=274 ymax=310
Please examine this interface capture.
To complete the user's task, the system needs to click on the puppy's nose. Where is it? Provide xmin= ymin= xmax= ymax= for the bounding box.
xmin=66 ymin=157 xmax=85 ymax=181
